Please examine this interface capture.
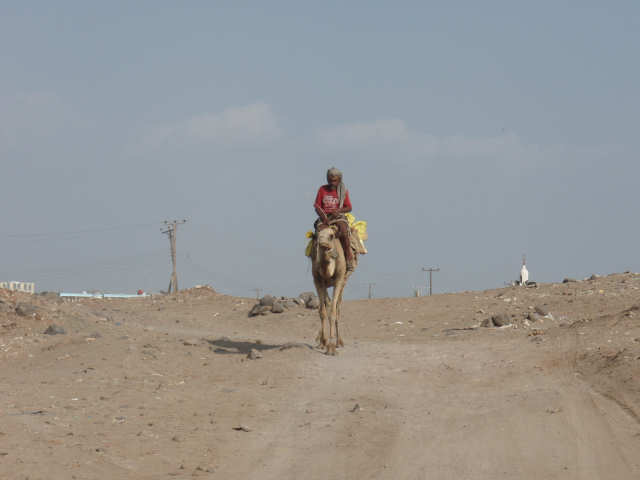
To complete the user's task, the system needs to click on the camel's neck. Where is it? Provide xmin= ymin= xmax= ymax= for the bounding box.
xmin=314 ymin=243 xmax=338 ymax=279
xmin=318 ymin=254 xmax=335 ymax=277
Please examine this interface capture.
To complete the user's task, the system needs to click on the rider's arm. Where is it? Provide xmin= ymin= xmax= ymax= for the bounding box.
xmin=315 ymin=205 xmax=329 ymax=224
xmin=314 ymin=188 xmax=330 ymax=224
xmin=333 ymin=190 xmax=352 ymax=214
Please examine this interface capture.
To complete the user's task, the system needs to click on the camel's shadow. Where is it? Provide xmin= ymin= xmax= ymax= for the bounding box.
xmin=205 ymin=337 xmax=314 ymax=355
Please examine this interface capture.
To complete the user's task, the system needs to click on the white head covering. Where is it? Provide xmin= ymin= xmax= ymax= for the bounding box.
xmin=327 ymin=167 xmax=346 ymax=208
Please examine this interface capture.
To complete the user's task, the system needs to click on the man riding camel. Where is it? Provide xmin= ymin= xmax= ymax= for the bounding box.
xmin=314 ymin=167 xmax=355 ymax=272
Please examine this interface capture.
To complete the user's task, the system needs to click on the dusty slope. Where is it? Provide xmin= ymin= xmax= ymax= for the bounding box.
xmin=1 ymin=273 xmax=639 ymax=479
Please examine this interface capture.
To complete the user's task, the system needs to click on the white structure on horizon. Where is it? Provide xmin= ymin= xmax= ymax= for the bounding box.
xmin=520 ymin=255 xmax=529 ymax=286
xmin=0 ymin=281 xmax=35 ymax=294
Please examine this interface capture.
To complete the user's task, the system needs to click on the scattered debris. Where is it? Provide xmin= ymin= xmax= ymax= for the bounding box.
xmin=248 ymin=292 xmax=320 ymax=317
xmin=306 ymin=296 xmax=320 ymax=309
xmin=299 ymin=292 xmax=320 ymax=309
xmin=248 ymin=304 xmax=272 ymax=317
xmin=298 ymin=292 xmax=315 ymax=304
xmin=233 ymin=425 xmax=251 ymax=432
xmin=43 ymin=324 xmax=66 ymax=335
xmin=443 ymin=327 xmax=478 ymax=335
xmin=260 ymin=295 xmax=275 ymax=307
xmin=10 ymin=409 xmax=47 ymax=416
xmin=0 ymin=301 xmax=12 ymax=314
xmin=15 ymin=303 xmax=38 ymax=317
xmin=247 ymin=349 xmax=263 ymax=360
xmin=491 ymin=314 xmax=511 ymax=327
xmin=279 ymin=342 xmax=313 ymax=351
xmin=481 ymin=314 xmax=511 ymax=328
xmin=527 ymin=312 xmax=543 ymax=323
xmin=176 ymin=285 xmax=217 ymax=298
xmin=534 ymin=305 xmax=550 ymax=316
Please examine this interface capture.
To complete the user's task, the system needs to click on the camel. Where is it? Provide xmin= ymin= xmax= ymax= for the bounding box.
xmin=311 ymin=225 xmax=358 ymax=355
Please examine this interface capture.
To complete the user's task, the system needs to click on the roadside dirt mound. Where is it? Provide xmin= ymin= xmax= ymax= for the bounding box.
xmin=572 ymin=307 xmax=640 ymax=422
xmin=177 ymin=284 xmax=217 ymax=298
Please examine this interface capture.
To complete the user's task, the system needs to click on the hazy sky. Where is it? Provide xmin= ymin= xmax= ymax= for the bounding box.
xmin=2 ymin=1 xmax=639 ymax=298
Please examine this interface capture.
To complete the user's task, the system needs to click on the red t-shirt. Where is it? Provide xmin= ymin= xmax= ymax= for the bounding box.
xmin=314 ymin=185 xmax=352 ymax=214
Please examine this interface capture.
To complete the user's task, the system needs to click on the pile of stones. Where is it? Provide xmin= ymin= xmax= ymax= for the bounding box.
xmin=480 ymin=305 xmax=554 ymax=329
xmin=248 ymin=292 xmax=320 ymax=317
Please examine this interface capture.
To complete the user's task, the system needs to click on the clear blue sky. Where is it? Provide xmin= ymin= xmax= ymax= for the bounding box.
xmin=2 ymin=1 xmax=639 ymax=298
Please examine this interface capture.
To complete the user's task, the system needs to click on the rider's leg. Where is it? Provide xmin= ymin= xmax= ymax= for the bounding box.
xmin=337 ymin=222 xmax=354 ymax=271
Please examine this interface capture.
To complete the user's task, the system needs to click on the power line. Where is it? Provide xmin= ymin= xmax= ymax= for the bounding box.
xmin=1 ymin=222 xmax=158 ymax=239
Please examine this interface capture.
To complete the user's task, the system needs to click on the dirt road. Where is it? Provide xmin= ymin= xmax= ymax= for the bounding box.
xmin=1 ymin=274 xmax=639 ymax=479
xmin=211 ymin=333 xmax=639 ymax=479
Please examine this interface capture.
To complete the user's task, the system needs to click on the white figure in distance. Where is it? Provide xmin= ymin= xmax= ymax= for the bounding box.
xmin=520 ymin=255 xmax=529 ymax=286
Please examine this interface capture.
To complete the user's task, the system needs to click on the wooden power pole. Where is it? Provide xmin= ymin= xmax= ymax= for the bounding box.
xmin=162 ymin=219 xmax=187 ymax=294
xmin=422 ymin=267 xmax=440 ymax=296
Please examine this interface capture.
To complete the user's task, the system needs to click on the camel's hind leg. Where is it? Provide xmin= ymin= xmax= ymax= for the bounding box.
xmin=314 ymin=281 xmax=329 ymax=347
xmin=335 ymin=248 xmax=355 ymax=349
xmin=335 ymin=288 xmax=345 ymax=348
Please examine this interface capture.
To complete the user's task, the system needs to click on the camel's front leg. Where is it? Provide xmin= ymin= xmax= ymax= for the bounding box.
xmin=314 ymin=282 xmax=329 ymax=347
xmin=326 ymin=280 xmax=346 ymax=355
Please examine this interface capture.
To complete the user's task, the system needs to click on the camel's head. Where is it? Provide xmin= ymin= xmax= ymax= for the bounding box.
xmin=316 ymin=226 xmax=338 ymax=255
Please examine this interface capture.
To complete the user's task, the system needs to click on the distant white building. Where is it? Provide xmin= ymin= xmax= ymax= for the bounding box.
xmin=0 ymin=281 xmax=35 ymax=294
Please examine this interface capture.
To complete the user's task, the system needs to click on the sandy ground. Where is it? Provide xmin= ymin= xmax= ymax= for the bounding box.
xmin=1 ymin=273 xmax=640 ymax=479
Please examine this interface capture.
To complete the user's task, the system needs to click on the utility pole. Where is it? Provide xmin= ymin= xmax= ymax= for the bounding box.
xmin=162 ymin=219 xmax=187 ymax=294
xmin=252 ymin=288 xmax=263 ymax=300
xmin=368 ymin=282 xmax=376 ymax=299
xmin=422 ymin=267 xmax=440 ymax=296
